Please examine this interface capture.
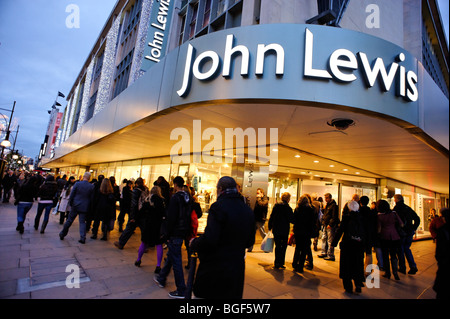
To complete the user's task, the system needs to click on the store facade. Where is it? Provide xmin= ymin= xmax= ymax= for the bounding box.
xmin=43 ymin=1 xmax=449 ymax=239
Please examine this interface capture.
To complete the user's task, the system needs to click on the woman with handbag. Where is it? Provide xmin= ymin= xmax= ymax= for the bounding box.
xmin=268 ymin=192 xmax=293 ymax=269
xmin=377 ymin=199 xmax=404 ymax=280
xmin=58 ymin=176 xmax=76 ymax=225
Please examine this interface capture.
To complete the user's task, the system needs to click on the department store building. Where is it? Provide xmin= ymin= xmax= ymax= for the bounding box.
xmin=40 ymin=0 xmax=449 ymax=238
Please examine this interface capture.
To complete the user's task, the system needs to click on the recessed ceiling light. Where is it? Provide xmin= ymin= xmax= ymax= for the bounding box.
xmin=295 ymin=155 xmax=301 ymax=158
xmin=314 ymin=160 xmax=319 ymax=163
xmin=355 ymin=172 xmax=360 ymax=175
xmin=343 ymin=168 xmax=348 ymax=171
xmin=329 ymin=165 xmax=335 ymax=167
xmin=272 ymin=148 xmax=278 ymax=152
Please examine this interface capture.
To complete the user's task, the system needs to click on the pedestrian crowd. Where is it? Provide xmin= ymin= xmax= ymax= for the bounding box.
xmin=1 ymin=169 xmax=449 ymax=299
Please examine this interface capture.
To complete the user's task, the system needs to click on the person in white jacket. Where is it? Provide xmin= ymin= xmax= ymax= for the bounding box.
xmin=58 ymin=176 xmax=76 ymax=224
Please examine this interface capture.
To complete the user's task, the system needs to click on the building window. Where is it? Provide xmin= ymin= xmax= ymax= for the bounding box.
xmin=203 ymin=0 xmax=212 ymax=28
xmin=189 ymin=3 xmax=198 ymax=39
xmin=177 ymin=0 xmax=243 ymax=45
xmin=422 ymin=21 xmax=449 ymax=98
xmin=71 ymin=81 xmax=85 ymax=135
xmin=179 ymin=14 xmax=186 ymax=45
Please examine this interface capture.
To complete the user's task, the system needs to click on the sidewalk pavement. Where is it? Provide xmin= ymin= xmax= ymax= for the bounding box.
xmin=0 ymin=201 xmax=438 ymax=300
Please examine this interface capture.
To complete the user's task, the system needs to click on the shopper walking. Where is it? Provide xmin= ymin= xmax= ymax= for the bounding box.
xmin=377 ymin=199 xmax=403 ymax=280
xmin=135 ymin=186 xmax=166 ymax=273
xmin=319 ymin=193 xmax=340 ymax=261
xmin=393 ymin=194 xmax=420 ymax=275
xmin=154 ymin=176 xmax=192 ymax=299
xmin=114 ymin=178 xmax=148 ymax=249
xmin=117 ymin=180 xmax=133 ymax=232
xmin=14 ymin=175 xmax=39 ymax=234
xmin=91 ymin=178 xmax=116 ymax=240
xmin=332 ymin=200 xmax=366 ymax=293
xmin=2 ymin=170 xmax=17 ymax=203
xmin=34 ymin=175 xmax=58 ymax=233
xmin=57 ymin=176 xmax=76 ymax=225
xmin=59 ymin=172 xmax=95 ymax=244
xmin=268 ymin=192 xmax=294 ymax=269
xmin=359 ymin=195 xmax=379 ymax=274
xmin=189 ymin=176 xmax=255 ymax=299
xmin=292 ymin=194 xmax=316 ymax=272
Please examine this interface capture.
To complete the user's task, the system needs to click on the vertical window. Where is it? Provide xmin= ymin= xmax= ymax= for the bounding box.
xmin=203 ymin=0 xmax=212 ymax=28
xmin=189 ymin=3 xmax=198 ymax=39
xmin=179 ymin=14 xmax=186 ymax=45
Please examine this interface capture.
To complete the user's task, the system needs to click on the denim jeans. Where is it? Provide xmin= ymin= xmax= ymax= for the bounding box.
xmin=17 ymin=202 xmax=33 ymax=223
xmin=398 ymin=234 xmax=417 ymax=270
xmin=321 ymin=226 xmax=337 ymax=258
xmin=59 ymin=207 xmax=87 ymax=241
xmin=158 ymin=237 xmax=186 ymax=294
xmin=35 ymin=202 xmax=54 ymax=227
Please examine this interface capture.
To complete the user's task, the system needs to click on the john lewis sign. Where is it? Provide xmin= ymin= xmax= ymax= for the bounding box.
xmin=177 ymin=27 xmax=418 ymax=102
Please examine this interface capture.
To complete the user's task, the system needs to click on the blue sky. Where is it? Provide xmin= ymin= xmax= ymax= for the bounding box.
xmin=0 ymin=0 xmax=449 ymax=162
xmin=0 ymin=0 xmax=117 ymax=161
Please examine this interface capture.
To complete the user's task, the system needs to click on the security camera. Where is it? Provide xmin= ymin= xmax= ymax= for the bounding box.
xmin=327 ymin=118 xmax=355 ymax=131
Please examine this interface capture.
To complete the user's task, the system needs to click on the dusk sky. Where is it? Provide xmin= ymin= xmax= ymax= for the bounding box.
xmin=0 ymin=0 xmax=449 ymax=162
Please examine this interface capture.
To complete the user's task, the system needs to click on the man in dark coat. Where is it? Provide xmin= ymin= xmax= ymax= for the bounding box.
xmin=59 ymin=172 xmax=94 ymax=244
xmin=393 ymin=194 xmax=420 ymax=274
xmin=319 ymin=193 xmax=340 ymax=261
xmin=268 ymin=192 xmax=294 ymax=269
xmin=190 ymin=176 xmax=255 ymax=299
xmin=2 ymin=170 xmax=17 ymax=203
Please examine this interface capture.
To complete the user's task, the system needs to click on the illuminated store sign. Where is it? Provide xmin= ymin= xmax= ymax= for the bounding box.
xmin=142 ymin=0 xmax=174 ymax=70
xmin=177 ymin=28 xmax=418 ymax=102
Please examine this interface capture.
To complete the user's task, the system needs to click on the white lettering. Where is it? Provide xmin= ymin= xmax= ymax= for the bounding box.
xmin=304 ymin=28 xmax=332 ymax=79
xmin=256 ymin=43 xmax=285 ymax=75
xmin=358 ymin=52 xmax=399 ymax=91
xmin=177 ymin=29 xmax=418 ymax=102
xmin=193 ymin=50 xmax=220 ymax=80
xmin=223 ymin=34 xmax=250 ymax=77
xmin=406 ymin=70 xmax=418 ymax=102
xmin=329 ymin=49 xmax=358 ymax=82
xmin=177 ymin=43 xmax=194 ymax=97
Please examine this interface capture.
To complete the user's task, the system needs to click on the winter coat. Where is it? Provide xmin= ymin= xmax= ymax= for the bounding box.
xmin=15 ymin=177 xmax=38 ymax=203
xmin=360 ymin=205 xmax=378 ymax=249
xmin=190 ymin=191 xmax=255 ymax=299
xmin=377 ymin=211 xmax=404 ymax=241
xmin=322 ymin=199 xmax=340 ymax=228
xmin=69 ymin=180 xmax=95 ymax=213
xmin=332 ymin=210 xmax=366 ymax=284
xmin=293 ymin=204 xmax=316 ymax=239
xmin=394 ymin=201 xmax=420 ymax=236
xmin=141 ymin=194 xmax=166 ymax=246
xmin=165 ymin=190 xmax=191 ymax=238
xmin=96 ymin=192 xmax=116 ymax=222
xmin=37 ymin=180 xmax=58 ymax=202
xmin=268 ymin=201 xmax=293 ymax=238
xmin=254 ymin=195 xmax=269 ymax=223
xmin=59 ymin=183 xmax=75 ymax=212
